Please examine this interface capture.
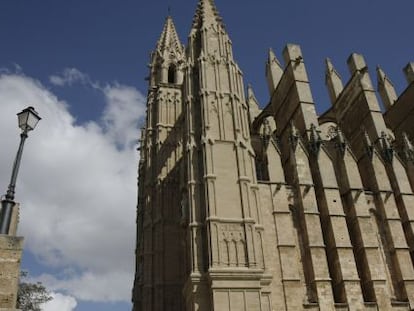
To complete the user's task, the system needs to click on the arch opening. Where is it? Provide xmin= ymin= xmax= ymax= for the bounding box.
xmin=168 ymin=65 xmax=176 ymax=84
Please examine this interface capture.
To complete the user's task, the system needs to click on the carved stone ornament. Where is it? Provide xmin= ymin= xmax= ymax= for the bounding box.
xmin=309 ymin=124 xmax=322 ymax=155
xmin=335 ymin=127 xmax=346 ymax=155
xmin=403 ymin=132 xmax=414 ymax=163
xmin=379 ymin=131 xmax=393 ymax=163
xmin=289 ymin=122 xmax=300 ymax=150
xmin=326 ymin=125 xmax=338 ymax=140
xmin=363 ymin=130 xmax=374 ymax=159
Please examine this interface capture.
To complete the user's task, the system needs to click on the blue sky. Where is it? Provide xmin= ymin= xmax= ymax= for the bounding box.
xmin=0 ymin=1 xmax=412 ymax=310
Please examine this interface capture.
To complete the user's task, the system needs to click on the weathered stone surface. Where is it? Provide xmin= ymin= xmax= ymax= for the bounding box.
xmin=133 ymin=0 xmax=414 ymax=310
xmin=0 ymin=235 xmax=23 ymax=311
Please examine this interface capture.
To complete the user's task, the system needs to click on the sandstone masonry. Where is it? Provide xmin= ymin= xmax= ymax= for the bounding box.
xmin=132 ymin=1 xmax=414 ymax=310
xmin=0 ymin=204 xmax=22 ymax=311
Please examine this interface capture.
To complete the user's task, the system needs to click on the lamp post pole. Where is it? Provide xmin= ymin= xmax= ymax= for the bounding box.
xmin=0 ymin=106 xmax=41 ymax=235
xmin=0 ymin=130 xmax=28 ymax=234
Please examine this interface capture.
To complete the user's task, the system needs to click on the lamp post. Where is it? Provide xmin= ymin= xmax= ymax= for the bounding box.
xmin=0 ymin=106 xmax=41 ymax=235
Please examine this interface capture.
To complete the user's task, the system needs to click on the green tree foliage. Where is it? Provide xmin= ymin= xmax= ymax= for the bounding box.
xmin=17 ymin=271 xmax=52 ymax=311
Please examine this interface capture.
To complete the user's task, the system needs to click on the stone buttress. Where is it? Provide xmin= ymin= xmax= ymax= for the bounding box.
xmin=133 ymin=1 xmax=414 ymax=310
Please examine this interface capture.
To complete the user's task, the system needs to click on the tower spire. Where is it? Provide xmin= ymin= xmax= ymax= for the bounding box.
xmin=191 ymin=0 xmax=225 ymax=31
xmin=150 ymin=15 xmax=185 ymax=86
xmin=188 ymin=0 xmax=234 ymax=62
xmin=156 ymin=15 xmax=183 ymax=56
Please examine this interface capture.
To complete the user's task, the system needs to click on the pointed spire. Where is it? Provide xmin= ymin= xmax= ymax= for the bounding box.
xmin=404 ymin=62 xmax=414 ymax=84
xmin=151 ymin=16 xmax=185 ymax=85
xmin=188 ymin=0 xmax=234 ymax=61
xmin=377 ymin=66 xmax=397 ymax=110
xmin=247 ymin=84 xmax=257 ymax=102
xmin=247 ymin=84 xmax=262 ymax=121
xmin=325 ymin=58 xmax=344 ymax=104
xmin=266 ymin=48 xmax=284 ymax=95
xmin=192 ymin=0 xmax=225 ymax=30
xmin=156 ymin=16 xmax=184 ymax=56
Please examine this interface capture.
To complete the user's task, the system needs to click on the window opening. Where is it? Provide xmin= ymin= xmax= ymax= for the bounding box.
xmin=168 ymin=65 xmax=176 ymax=84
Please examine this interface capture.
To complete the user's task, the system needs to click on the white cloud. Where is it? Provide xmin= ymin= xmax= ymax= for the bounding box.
xmin=49 ymin=68 xmax=95 ymax=87
xmin=37 ymin=271 xmax=131 ymax=302
xmin=0 ymin=72 xmax=145 ymax=302
xmin=41 ymin=292 xmax=77 ymax=311
xmin=102 ymin=84 xmax=146 ymax=149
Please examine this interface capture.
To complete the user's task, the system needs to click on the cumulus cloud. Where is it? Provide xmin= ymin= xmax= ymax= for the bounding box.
xmin=49 ymin=67 xmax=146 ymax=149
xmin=41 ymin=292 xmax=77 ymax=311
xmin=102 ymin=84 xmax=146 ymax=149
xmin=0 ymin=71 xmax=146 ymax=302
xmin=37 ymin=271 xmax=130 ymax=302
xmin=49 ymin=68 xmax=94 ymax=87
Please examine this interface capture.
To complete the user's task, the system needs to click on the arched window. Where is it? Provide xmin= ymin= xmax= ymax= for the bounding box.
xmin=168 ymin=64 xmax=176 ymax=84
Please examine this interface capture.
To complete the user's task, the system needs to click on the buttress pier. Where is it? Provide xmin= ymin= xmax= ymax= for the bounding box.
xmin=132 ymin=1 xmax=414 ymax=310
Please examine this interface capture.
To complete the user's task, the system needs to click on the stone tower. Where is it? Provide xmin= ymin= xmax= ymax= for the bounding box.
xmin=133 ymin=1 xmax=414 ymax=310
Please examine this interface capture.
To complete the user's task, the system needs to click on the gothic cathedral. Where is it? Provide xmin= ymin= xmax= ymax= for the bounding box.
xmin=132 ymin=1 xmax=414 ymax=310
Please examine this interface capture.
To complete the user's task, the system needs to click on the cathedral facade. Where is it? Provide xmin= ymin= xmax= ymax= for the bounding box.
xmin=132 ymin=1 xmax=414 ymax=310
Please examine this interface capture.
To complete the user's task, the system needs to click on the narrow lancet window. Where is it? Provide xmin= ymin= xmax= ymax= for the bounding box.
xmin=168 ymin=64 xmax=176 ymax=84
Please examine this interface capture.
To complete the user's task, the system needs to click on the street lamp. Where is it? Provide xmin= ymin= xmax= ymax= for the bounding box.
xmin=0 ymin=106 xmax=41 ymax=234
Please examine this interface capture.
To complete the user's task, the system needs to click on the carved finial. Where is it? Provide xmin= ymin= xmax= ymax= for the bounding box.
xmin=379 ymin=131 xmax=393 ymax=163
xmin=289 ymin=122 xmax=300 ymax=150
xmin=325 ymin=58 xmax=344 ymax=104
xmin=247 ymin=83 xmax=254 ymax=98
xmin=268 ymin=48 xmax=277 ymax=62
xmin=363 ymin=130 xmax=374 ymax=159
xmin=309 ymin=124 xmax=322 ymax=155
xmin=262 ymin=118 xmax=272 ymax=137
xmin=247 ymin=84 xmax=259 ymax=106
xmin=335 ymin=127 xmax=346 ymax=155
xmin=376 ymin=66 xmax=386 ymax=80
xmin=266 ymin=48 xmax=284 ymax=95
xmin=325 ymin=58 xmax=334 ymax=72
xmin=402 ymin=132 xmax=414 ymax=162
xmin=247 ymin=84 xmax=262 ymax=121
xmin=404 ymin=62 xmax=414 ymax=84
xmin=377 ymin=66 xmax=397 ymax=110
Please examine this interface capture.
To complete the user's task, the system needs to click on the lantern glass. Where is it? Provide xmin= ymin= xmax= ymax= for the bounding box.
xmin=17 ymin=107 xmax=41 ymax=132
